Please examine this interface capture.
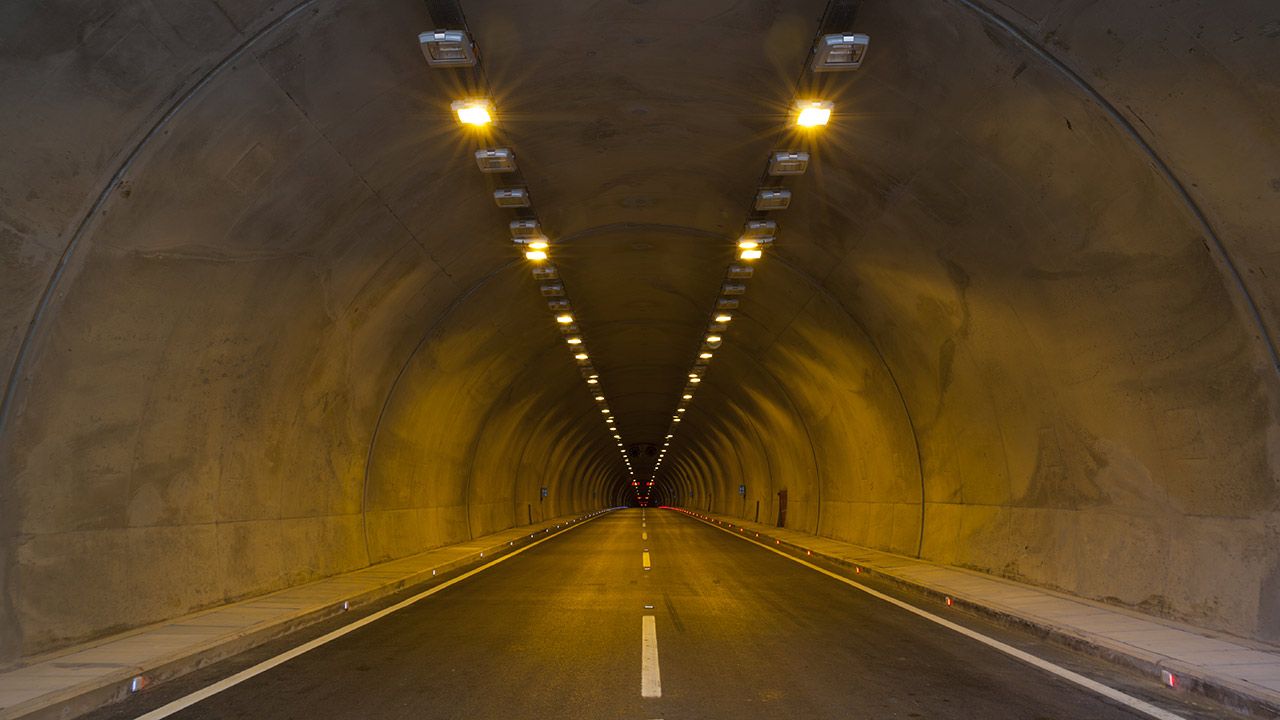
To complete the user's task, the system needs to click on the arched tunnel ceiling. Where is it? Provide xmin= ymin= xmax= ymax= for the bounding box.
xmin=1 ymin=0 xmax=1279 ymax=661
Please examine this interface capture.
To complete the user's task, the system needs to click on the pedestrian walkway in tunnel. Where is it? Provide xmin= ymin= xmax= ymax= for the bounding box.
xmin=73 ymin=509 xmax=1249 ymax=720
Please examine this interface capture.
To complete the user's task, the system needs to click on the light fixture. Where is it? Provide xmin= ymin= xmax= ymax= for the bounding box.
xmin=493 ymin=188 xmax=530 ymax=208
xmin=452 ymin=99 xmax=492 ymax=126
xmin=740 ymin=248 xmax=763 ymax=260
xmin=510 ymin=219 xmax=541 ymax=239
xmin=567 ymin=337 xmax=582 ymax=345
xmin=716 ymin=298 xmax=740 ymax=310
xmin=755 ymin=189 xmax=791 ymax=211
xmin=418 ymin=30 xmax=477 ymax=67
xmin=677 ymin=408 xmax=687 ymax=413
xmin=722 ymin=282 xmax=747 ymax=296
xmin=475 ymin=148 xmax=516 ymax=173
xmin=714 ymin=313 xmax=732 ymax=323
xmin=586 ymin=378 xmax=598 ymax=385
xmin=767 ymin=151 xmax=809 ymax=176
xmin=525 ymin=249 xmax=547 ymax=261
xmin=602 ymin=408 xmax=611 ymax=414
xmin=527 ymin=239 xmax=549 ymax=251
xmin=794 ymin=100 xmax=833 ymax=128
xmin=595 ymin=394 xmax=605 ymax=401
xmin=556 ymin=314 xmax=574 ymax=324
xmin=689 ymin=377 xmax=701 ymax=384
xmin=699 ymin=352 xmax=713 ymax=359
xmin=706 ymin=334 xmax=722 ymax=344
xmin=812 ymin=33 xmax=870 ymax=72
xmin=743 ymin=220 xmax=777 ymax=238
xmin=574 ymin=352 xmax=589 ymax=361
xmin=682 ymin=394 xmax=692 ymax=400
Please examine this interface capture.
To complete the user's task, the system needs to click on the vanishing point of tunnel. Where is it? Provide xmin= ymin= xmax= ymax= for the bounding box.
xmin=1 ymin=1 xmax=1279 ymax=718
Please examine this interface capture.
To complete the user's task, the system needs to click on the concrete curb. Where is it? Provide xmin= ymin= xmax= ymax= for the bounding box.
xmin=673 ymin=507 xmax=1280 ymax=719
xmin=0 ymin=509 xmax=616 ymax=720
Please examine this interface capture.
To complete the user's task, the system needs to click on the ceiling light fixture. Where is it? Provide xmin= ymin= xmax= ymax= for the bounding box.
xmin=452 ymin=99 xmax=493 ymax=126
xmin=812 ymin=33 xmax=870 ymax=72
xmin=767 ymin=150 xmax=809 ymax=176
xmin=493 ymin=188 xmax=530 ymax=208
xmin=418 ymin=30 xmax=477 ymax=67
xmin=794 ymin=100 xmax=833 ymax=128
xmin=475 ymin=148 xmax=516 ymax=173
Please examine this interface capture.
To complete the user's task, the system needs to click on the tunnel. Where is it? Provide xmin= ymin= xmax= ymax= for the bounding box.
xmin=1 ymin=0 xmax=1279 ymax=718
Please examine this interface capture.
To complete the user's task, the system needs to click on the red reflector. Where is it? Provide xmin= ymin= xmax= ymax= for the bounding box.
xmin=945 ymin=597 xmax=953 ymax=606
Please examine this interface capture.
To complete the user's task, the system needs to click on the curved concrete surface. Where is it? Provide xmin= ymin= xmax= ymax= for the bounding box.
xmin=1 ymin=0 xmax=1278 ymax=665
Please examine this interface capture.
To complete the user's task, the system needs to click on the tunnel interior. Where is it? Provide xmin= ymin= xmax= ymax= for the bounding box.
xmin=1 ymin=0 xmax=1279 ymax=665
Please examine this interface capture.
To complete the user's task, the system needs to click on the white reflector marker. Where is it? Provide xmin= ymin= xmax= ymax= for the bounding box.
xmin=642 ymin=615 xmax=662 ymax=698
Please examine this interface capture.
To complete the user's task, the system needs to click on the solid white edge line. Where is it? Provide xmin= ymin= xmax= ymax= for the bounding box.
xmin=641 ymin=615 xmax=661 ymax=698
xmin=680 ymin=511 xmax=1186 ymax=720
xmin=132 ymin=510 xmax=615 ymax=720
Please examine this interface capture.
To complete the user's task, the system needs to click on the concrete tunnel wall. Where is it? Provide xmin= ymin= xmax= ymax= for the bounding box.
xmin=1 ymin=0 xmax=1278 ymax=664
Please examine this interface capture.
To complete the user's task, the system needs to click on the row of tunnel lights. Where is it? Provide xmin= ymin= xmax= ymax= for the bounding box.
xmin=643 ymin=35 xmax=870 ymax=504
xmin=421 ymin=29 xmax=640 ymax=488
xmin=420 ymin=26 xmax=870 ymax=501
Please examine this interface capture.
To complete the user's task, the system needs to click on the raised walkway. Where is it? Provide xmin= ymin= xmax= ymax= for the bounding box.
xmin=0 ymin=509 xmax=614 ymax=720
xmin=671 ymin=506 xmax=1280 ymax=718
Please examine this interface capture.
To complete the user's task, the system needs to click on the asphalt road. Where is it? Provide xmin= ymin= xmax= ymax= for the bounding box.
xmin=87 ymin=508 xmax=1237 ymax=719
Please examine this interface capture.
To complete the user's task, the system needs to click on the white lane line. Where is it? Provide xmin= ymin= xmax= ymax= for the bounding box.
xmin=642 ymin=615 xmax=662 ymax=698
xmin=688 ymin=514 xmax=1186 ymax=720
xmin=132 ymin=514 xmax=609 ymax=720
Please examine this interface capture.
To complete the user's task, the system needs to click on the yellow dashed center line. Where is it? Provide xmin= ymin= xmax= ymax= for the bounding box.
xmin=642 ymin=551 xmax=651 ymax=570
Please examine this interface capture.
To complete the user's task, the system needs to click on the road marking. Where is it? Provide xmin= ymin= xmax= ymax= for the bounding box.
xmin=686 ymin=513 xmax=1187 ymax=720
xmin=131 ymin=513 xmax=611 ymax=719
xmin=642 ymin=551 xmax=651 ymax=570
xmin=642 ymin=531 xmax=648 ymax=540
xmin=642 ymin=615 xmax=662 ymax=698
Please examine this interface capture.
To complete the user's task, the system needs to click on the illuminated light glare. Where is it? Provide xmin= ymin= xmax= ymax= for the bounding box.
xmin=738 ymin=239 xmax=759 ymax=250
xmin=715 ymin=314 xmax=732 ymax=323
xmin=574 ymin=352 xmax=589 ymax=360
xmin=677 ymin=408 xmax=686 ymax=413
xmin=586 ymin=378 xmax=598 ymax=385
xmin=527 ymin=240 xmax=549 ymax=250
xmin=556 ymin=314 xmax=574 ymax=324
xmin=682 ymin=394 xmax=692 ymax=400
xmin=601 ymin=408 xmax=610 ymax=414
xmin=706 ymin=335 xmax=721 ymax=343
xmin=452 ymin=99 xmax=493 ymax=126
xmin=525 ymin=249 xmax=547 ymax=261
xmin=689 ymin=377 xmax=701 ymax=384
xmin=739 ymin=248 xmax=763 ymax=260
xmin=795 ymin=100 xmax=832 ymax=128
xmin=567 ymin=337 xmax=582 ymax=345
xmin=699 ymin=352 xmax=713 ymax=359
